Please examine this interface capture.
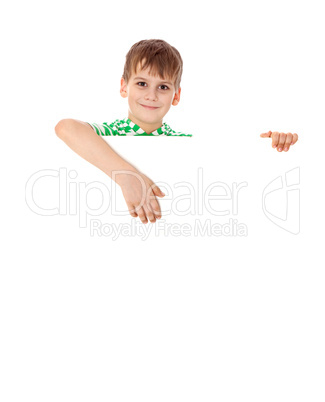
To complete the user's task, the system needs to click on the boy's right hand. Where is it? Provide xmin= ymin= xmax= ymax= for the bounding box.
xmin=116 ymin=170 xmax=165 ymax=224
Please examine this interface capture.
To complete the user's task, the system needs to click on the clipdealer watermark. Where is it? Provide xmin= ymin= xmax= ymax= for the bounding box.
xmin=25 ymin=166 xmax=300 ymax=239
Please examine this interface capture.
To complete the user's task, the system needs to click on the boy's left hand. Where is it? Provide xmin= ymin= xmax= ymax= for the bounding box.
xmin=260 ymin=131 xmax=299 ymax=152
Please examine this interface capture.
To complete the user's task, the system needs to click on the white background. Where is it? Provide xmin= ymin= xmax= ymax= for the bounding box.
xmin=1 ymin=0 xmax=325 ymax=401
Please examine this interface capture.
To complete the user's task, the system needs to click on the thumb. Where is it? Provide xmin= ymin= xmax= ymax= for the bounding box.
xmin=152 ymin=185 xmax=165 ymax=197
xmin=260 ymin=131 xmax=272 ymax=138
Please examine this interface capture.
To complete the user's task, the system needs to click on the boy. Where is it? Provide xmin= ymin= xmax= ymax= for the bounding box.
xmin=55 ymin=39 xmax=299 ymax=225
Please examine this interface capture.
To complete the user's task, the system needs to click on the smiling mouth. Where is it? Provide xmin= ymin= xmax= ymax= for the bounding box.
xmin=140 ymin=104 xmax=159 ymax=110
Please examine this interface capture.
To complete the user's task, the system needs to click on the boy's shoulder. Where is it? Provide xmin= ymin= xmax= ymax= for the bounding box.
xmin=161 ymin=122 xmax=193 ymax=137
xmin=85 ymin=118 xmax=193 ymax=137
xmin=85 ymin=118 xmax=130 ymax=136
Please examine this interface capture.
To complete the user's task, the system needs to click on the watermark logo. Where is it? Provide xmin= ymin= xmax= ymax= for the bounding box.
xmin=25 ymin=166 xmax=301 ymax=238
xmin=262 ymin=167 xmax=300 ymax=234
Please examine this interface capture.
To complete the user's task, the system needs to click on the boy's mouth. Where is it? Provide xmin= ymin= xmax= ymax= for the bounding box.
xmin=140 ymin=104 xmax=159 ymax=110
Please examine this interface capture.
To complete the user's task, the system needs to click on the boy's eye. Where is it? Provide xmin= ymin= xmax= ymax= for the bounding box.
xmin=136 ymin=82 xmax=169 ymax=90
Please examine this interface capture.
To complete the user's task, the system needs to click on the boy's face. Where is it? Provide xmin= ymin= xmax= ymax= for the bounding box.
xmin=120 ymin=63 xmax=181 ymax=132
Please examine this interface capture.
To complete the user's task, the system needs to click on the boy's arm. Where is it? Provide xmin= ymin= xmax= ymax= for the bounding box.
xmin=55 ymin=119 xmax=136 ymax=183
xmin=55 ymin=119 xmax=164 ymax=223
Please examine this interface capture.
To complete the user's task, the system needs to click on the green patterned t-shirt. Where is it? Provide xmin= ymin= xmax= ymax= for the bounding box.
xmin=86 ymin=118 xmax=192 ymax=137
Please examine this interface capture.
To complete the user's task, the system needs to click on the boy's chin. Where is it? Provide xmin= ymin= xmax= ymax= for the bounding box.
xmin=143 ymin=117 xmax=164 ymax=125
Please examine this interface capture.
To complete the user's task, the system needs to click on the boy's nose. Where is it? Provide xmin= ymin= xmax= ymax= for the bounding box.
xmin=144 ymin=89 xmax=158 ymax=101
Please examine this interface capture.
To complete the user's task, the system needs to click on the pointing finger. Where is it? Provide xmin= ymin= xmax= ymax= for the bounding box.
xmin=260 ymin=131 xmax=272 ymax=138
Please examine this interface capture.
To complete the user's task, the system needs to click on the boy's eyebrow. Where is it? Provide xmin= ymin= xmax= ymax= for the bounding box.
xmin=133 ymin=76 xmax=173 ymax=86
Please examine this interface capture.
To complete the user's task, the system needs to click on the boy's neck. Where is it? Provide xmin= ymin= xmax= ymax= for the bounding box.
xmin=128 ymin=112 xmax=163 ymax=134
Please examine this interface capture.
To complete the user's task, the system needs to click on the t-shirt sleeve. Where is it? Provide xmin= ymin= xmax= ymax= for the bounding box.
xmin=85 ymin=122 xmax=114 ymax=136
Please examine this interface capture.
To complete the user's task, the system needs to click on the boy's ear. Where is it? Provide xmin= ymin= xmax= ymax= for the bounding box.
xmin=172 ymin=87 xmax=181 ymax=106
xmin=120 ymin=77 xmax=128 ymax=98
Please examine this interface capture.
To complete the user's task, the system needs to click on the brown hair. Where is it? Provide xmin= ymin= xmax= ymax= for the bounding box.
xmin=122 ymin=39 xmax=183 ymax=90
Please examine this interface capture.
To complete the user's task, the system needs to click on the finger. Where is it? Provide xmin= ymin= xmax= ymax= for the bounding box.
xmin=150 ymin=197 xmax=162 ymax=219
xmin=148 ymin=187 xmax=163 ymax=219
xmin=260 ymin=131 xmax=272 ymax=138
xmin=136 ymin=206 xmax=148 ymax=224
xmin=283 ymin=133 xmax=293 ymax=152
xmin=292 ymin=133 xmax=299 ymax=145
xmin=277 ymin=133 xmax=287 ymax=152
xmin=151 ymin=184 xmax=165 ymax=198
xmin=143 ymin=203 xmax=156 ymax=223
xmin=272 ymin=132 xmax=279 ymax=148
xmin=127 ymin=202 xmax=138 ymax=218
